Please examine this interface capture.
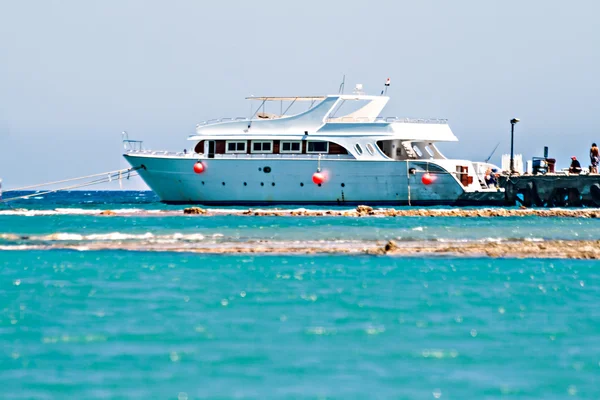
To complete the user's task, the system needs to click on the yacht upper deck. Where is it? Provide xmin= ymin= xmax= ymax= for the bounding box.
xmin=189 ymin=94 xmax=457 ymax=144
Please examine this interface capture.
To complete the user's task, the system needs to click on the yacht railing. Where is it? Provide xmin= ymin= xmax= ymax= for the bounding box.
xmin=125 ymin=149 xmax=197 ymax=157
xmin=122 ymin=140 xmax=144 ymax=151
xmin=122 ymin=132 xmax=145 ymax=151
xmin=196 ymin=116 xmax=448 ymax=128
xmin=196 ymin=117 xmax=249 ymax=127
xmin=212 ymin=153 xmax=354 ymax=160
xmin=195 ymin=116 xmax=447 ymax=127
xmin=326 ymin=116 xmax=448 ymax=124
xmin=123 ymin=149 xmax=354 ymax=160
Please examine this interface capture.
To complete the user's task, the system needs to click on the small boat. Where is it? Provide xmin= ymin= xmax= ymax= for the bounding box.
xmin=123 ymin=88 xmax=503 ymax=205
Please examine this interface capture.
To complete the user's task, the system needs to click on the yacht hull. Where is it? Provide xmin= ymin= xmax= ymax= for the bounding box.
xmin=124 ymin=154 xmax=502 ymax=206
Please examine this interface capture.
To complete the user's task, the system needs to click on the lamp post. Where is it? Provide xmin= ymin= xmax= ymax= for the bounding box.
xmin=510 ymin=118 xmax=520 ymax=174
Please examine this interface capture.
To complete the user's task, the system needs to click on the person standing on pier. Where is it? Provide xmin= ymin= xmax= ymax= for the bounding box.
xmin=569 ymin=156 xmax=582 ymax=174
xmin=590 ymin=143 xmax=599 ymax=173
xmin=484 ymin=168 xmax=499 ymax=187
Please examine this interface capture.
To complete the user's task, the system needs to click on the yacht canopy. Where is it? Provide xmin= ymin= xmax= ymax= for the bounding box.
xmin=193 ymin=95 xmax=457 ymax=145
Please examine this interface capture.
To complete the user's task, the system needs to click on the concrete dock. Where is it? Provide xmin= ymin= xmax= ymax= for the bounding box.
xmin=499 ymin=174 xmax=600 ymax=207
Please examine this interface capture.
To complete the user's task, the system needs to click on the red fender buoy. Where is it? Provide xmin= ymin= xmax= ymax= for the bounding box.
xmin=421 ymin=173 xmax=436 ymax=185
xmin=312 ymin=172 xmax=325 ymax=185
xmin=193 ymin=162 xmax=205 ymax=174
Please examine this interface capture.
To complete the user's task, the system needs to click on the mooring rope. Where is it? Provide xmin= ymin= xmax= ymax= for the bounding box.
xmin=0 ymin=167 xmax=142 ymax=204
xmin=2 ymin=168 xmax=138 ymax=193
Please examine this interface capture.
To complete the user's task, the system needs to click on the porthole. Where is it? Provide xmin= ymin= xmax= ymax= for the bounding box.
xmin=366 ymin=143 xmax=375 ymax=155
xmin=341 ymin=183 xmax=345 ymax=187
xmin=260 ymin=182 xmax=264 ymax=186
xmin=271 ymin=182 xmax=275 ymax=186
xmin=243 ymin=182 xmax=247 ymax=186
xmin=264 ymin=166 xmax=271 ymax=173
xmin=355 ymin=143 xmax=363 ymax=155
xmin=318 ymin=183 xmax=322 ymax=187
xmin=258 ymin=167 xmax=262 ymax=171
xmin=201 ymin=181 xmax=205 ymax=185
xmin=300 ymin=183 xmax=304 ymax=187
xmin=222 ymin=182 xmax=225 ymax=186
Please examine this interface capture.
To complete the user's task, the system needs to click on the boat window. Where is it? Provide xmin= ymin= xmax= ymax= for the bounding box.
xmin=226 ymin=140 xmax=246 ymax=153
xmin=355 ymin=143 xmax=363 ymax=155
xmin=366 ymin=143 xmax=375 ymax=155
xmin=281 ymin=141 xmax=302 ymax=153
xmin=424 ymin=145 xmax=434 ymax=157
xmin=376 ymin=141 xmax=392 ymax=158
xmin=307 ymin=141 xmax=329 ymax=153
xmin=251 ymin=140 xmax=273 ymax=153
xmin=412 ymin=145 xmax=423 ymax=158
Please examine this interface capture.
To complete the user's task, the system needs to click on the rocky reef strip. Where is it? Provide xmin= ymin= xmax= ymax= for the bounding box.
xmin=3 ymin=239 xmax=599 ymax=259
xmin=178 ymin=205 xmax=600 ymax=218
xmin=6 ymin=205 xmax=600 ymax=218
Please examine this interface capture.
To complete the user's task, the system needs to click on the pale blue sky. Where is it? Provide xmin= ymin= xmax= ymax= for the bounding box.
xmin=1 ymin=0 xmax=599 ymax=189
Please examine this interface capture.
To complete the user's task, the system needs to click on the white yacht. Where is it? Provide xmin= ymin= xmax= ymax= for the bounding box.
xmin=123 ymin=89 xmax=503 ymax=205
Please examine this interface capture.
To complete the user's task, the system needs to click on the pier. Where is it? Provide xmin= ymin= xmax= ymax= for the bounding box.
xmin=499 ymin=174 xmax=600 ymax=207
xmin=497 ymin=122 xmax=600 ymax=207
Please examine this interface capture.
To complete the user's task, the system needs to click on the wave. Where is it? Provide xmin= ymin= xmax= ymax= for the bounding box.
xmin=0 ymin=208 xmax=171 ymax=216
xmin=85 ymin=232 xmax=154 ymax=241
xmin=0 ymin=232 xmax=207 ymax=242
xmin=0 ymin=245 xmax=46 ymax=250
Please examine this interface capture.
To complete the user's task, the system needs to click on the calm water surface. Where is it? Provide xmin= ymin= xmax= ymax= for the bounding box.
xmin=0 ymin=192 xmax=599 ymax=399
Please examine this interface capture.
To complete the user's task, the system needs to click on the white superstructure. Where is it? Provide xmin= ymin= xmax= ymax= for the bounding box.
xmin=123 ymin=91 xmax=503 ymax=205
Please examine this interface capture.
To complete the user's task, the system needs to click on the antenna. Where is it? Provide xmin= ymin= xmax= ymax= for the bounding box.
xmin=485 ymin=141 xmax=501 ymax=163
xmin=338 ymin=75 xmax=346 ymax=94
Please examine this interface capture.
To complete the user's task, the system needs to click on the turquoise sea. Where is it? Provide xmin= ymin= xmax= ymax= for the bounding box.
xmin=1 ymin=192 xmax=599 ymax=399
